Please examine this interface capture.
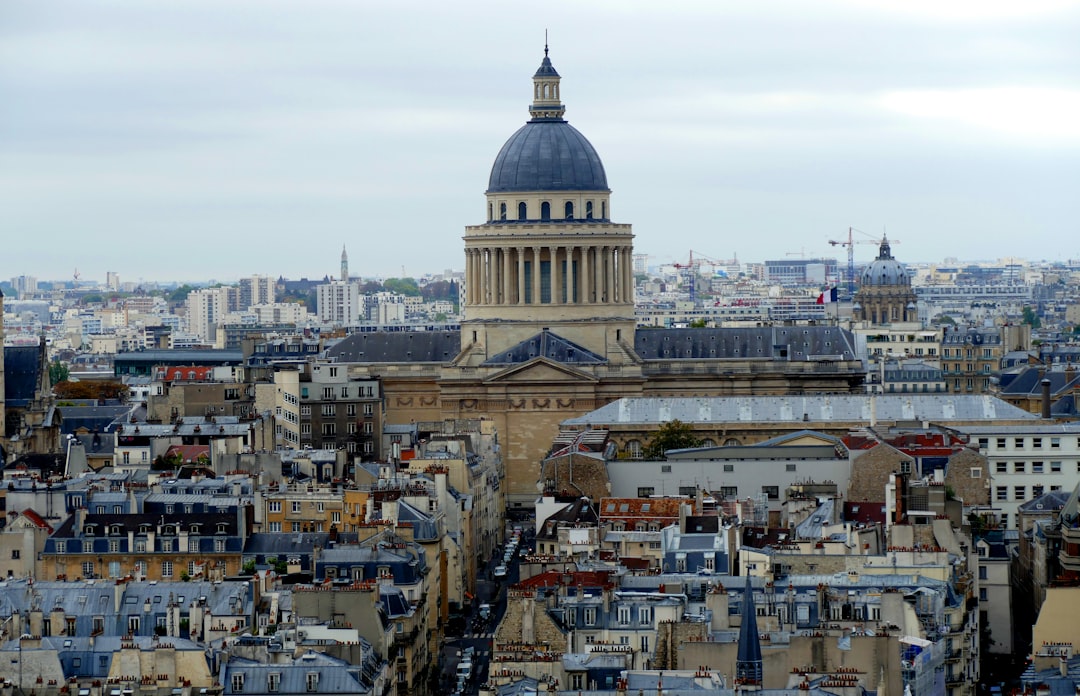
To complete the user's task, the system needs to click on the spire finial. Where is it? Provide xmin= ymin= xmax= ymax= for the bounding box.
xmin=544 ymin=29 xmax=549 ymax=56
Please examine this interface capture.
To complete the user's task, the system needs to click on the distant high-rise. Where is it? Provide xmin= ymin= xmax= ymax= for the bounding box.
xmin=238 ymin=275 xmax=275 ymax=310
xmin=341 ymin=245 xmax=349 ymax=283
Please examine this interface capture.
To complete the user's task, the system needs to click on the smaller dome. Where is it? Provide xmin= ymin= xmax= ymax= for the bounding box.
xmin=859 ymin=237 xmax=909 ymax=286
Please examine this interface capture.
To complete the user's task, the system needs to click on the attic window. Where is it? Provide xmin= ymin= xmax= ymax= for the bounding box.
xmin=606 ymin=503 xmax=615 ymax=512
xmin=641 ymin=503 xmax=650 ymax=512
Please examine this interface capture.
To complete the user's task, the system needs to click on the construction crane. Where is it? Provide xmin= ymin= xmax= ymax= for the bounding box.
xmin=673 ymin=250 xmax=729 ymax=303
xmin=828 ymin=227 xmax=899 ymax=296
xmin=673 ymin=251 xmax=699 ymax=303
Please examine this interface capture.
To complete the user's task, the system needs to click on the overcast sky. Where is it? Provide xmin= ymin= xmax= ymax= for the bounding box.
xmin=2 ymin=1 xmax=1078 ymax=285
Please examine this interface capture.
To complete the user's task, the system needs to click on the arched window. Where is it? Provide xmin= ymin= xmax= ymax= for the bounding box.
xmin=541 ymin=202 xmax=551 ymax=221
xmin=499 ymin=202 xmax=507 ymax=221
xmin=625 ymin=440 xmax=642 ymax=459
xmin=518 ymin=201 xmax=527 ymax=220
xmin=586 ymin=201 xmax=594 ymax=219
xmin=564 ymin=201 xmax=574 ymax=219
xmin=723 ymin=438 xmax=741 ymax=447
xmin=488 ymin=203 xmax=493 ymax=221
xmin=601 ymin=201 xmax=607 ymax=219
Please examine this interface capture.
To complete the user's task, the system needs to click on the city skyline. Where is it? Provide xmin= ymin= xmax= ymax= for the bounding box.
xmin=3 ymin=1 xmax=1078 ymax=283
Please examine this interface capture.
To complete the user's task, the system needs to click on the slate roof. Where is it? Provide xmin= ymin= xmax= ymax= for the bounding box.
xmin=487 ymin=120 xmax=609 ymax=194
xmin=998 ymin=366 xmax=1080 ymax=398
xmin=72 ymin=432 xmax=116 ymax=456
xmin=326 ymin=331 xmax=460 ymax=363
xmin=563 ymin=395 xmax=1037 ymax=426
xmin=4 ymin=345 xmax=43 ymax=406
xmin=634 ymin=326 xmax=858 ymax=361
xmin=482 ymin=330 xmax=605 ymax=366
xmin=221 ymin=652 xmax=370 ymax=696
xmin=58 ymin=405 xmax=132 ymax=435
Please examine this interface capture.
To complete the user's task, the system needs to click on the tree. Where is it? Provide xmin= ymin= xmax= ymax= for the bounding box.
xmin=688 ymin=319 xmax=708 ymax=329
xmin=642 ymin=419 xmax=704 ymax=460
xmin=382 ymin=277 xmax=421 ymax=296
xmin=1022 ymin=306 xmax=1042 ymax=329
xmin=168 ymin=285 xmax=196 ymax=303
xmin=49 ymin=359 xmax=69 ymax=386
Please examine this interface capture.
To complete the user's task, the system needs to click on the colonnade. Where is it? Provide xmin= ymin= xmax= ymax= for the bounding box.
xmin=465 ymin=244 xmax=634 ymax=307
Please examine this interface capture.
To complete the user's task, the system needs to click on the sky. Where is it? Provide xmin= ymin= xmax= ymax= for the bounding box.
xmin=2 ymin=0 xmax=1079 ymax=285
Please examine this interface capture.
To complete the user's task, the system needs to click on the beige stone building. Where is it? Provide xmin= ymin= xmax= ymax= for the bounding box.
xmin=334 ymin=50 xmax=866 ymax=509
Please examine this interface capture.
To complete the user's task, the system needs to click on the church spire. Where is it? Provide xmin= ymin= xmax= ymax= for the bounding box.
xmin=877 ymin=235 xmax=892 ymax=260
xmin=340 ymin=244 xmax=349 ymax=282
xmin=736 ymin=575 xmax=764 ymax=688
xmin=530 ymin=42 xmax=565 ymax=121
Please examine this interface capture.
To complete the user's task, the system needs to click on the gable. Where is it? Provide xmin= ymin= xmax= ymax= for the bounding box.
xmin=483 ymin=358 xmax=599 ymax=384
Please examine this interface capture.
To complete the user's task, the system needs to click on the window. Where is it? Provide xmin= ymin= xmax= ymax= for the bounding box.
xmin=1033 ymin=461 xmax=1044 ymax=474
xmin=332 ymin=512 xmax=341 ymax=523
xmin=1052 ymin=437 xmax=1061 ymax=449
xmin=762 ymin=485 xmax=779 ymax=499
xmin=1033 ymin=438 xmax=1043 ymax=449
xmin=267 ymin=674 xmax=280 ymax=693
xmin=1015 ymin=437 xmax=1025 ymax=448
xmin=363 ymin=422 xmax=373 ymax=434
xmin=660 ymin=464 xmax=671 ymax=473
xmin=231 ymin=674 xmax=245 ymax=692
xmin=786 ymin=463 xmax=797 ymax=472
xmin=363 ymin=403 xmax=374 ymax=415
xmin=571 ymin=674 xmax=583 ymax=690
xmin=971 ymin=468 xmax=982 ymax=479
xmin=292 ymin=502 xmax=302 ymax=513
xmin=584 ymin=607 xmax=596 ymax=625
xmin=1013 ymin=485 xmax=1025 ymax=501
xmin=161 ymin=561 xmax=173 ymax=578
xmin=996 ymin=438 xmax=1006 ymax=448
xmin=322 ymin=404 xmax=335 ymax=417
xmin=720 ymin=486 xmax=738 ymax=498
xmin=995 ymin=462 xmax=1007 ymax=473
xmin=1014 ymin=461 xmax=1026 ymax=473
xmin=109 ymin=540 xmax=119 ymax=553
xmin=1052 ymin=461 xmax=1062 ymax=473
xmin=306 ymin=673 xmax=319 ymax=692
xmin=678 ymin=486 xmax=696 ymax=496
xmin=618 ymin=606 xmax=631 ymax=624
xmin=269 ymin=501 xmax=281 ymax=513
xmin=723 ymin=464 xmax=734 ymax=472
xmin=268 ymin=521 xmax=281 ymax=533
xmin=637 ymin=487 xmax=654 ymax=497
xmin=900 ymin=461 xmax=912 ymax=474
xmin=322 ymin=423 xmax=336 ymax=436
xmin=215 ymin=539 xmax=226 ymax=552
xmin=979 ymin=588 xmax=988 ymax=602
xmin=128 ymin=616 xmax=140 ymax=633
xmin=1034 ymin=485 xmax=1045 ymax=497
xmin=996 ymin=486 xmax=1007 ymax=501
xmin=10 ymin=549 xmax=19 ymax=559
xmin=82 ymin=561 xmax=94 ymax=577
xmin=161 ymin=539 xmax=173 ymax=553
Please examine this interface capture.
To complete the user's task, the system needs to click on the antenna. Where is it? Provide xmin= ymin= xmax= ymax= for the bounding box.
xmin=544 ymin=29 xmax=549 ymax=55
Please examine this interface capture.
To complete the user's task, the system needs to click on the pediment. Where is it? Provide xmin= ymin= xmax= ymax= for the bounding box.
xmin=483 ymin=357 xmax=599 ymax=384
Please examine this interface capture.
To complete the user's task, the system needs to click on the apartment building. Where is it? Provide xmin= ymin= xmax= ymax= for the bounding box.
xmin=958 ymin=423 xmax=1080 ymax=530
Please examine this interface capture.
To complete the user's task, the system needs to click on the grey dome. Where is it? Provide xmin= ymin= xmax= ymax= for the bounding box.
xmin=487 ymin=120 xmax=609 ymax=193
xmin=859 ymin=238 xmax=909 ymax=286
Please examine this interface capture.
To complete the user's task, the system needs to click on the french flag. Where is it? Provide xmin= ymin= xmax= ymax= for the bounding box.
xmin=816 ymin=287 xmax=838 ymax=305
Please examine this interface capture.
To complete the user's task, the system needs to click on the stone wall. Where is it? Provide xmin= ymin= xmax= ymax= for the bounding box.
xmin=848 ymin=444 xmax=911 ymax=503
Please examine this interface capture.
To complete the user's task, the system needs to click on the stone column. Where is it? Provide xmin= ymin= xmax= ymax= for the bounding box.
xmin=551 ymin=246 xmax=562 ymax=305
xmin=580 ymin=247 xmax=591 ymax=304
xmin=623 ymin=246 xmax=633 ymax=304
xmin=565 ymin=246 xmax=576 ymax=305
xmin=502 ymin=247 xmax=512 ymax=306
xmin=595 ymin=246 xmax=605 ymax=303
xmin=516 ymin=247 xmax=526 ymax=305
xmin=532 ymin=246 xmax=542 ymax=305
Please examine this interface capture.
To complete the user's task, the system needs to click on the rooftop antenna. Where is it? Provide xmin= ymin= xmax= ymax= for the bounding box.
xmin=545 ymin=29 xmax=549 ymax=55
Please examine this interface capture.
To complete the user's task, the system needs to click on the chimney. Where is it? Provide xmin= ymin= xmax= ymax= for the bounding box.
xmin=1042 ymin=379 xmax=1052 ymax=419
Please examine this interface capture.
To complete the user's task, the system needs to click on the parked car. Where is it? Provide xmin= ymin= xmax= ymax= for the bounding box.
xmin=478 ymin=604 xmax=491 ymax=620
xmin=493 ymin=565 xmax=507 ymax=578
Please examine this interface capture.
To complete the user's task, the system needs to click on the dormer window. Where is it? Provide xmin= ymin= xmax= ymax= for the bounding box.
xmin=84 ymin=525 xmax=96 ymax=537
xmin=111 ymin=525 xmax=122 ymax=536
xmin=139 ymin=525 xmax=151 ymax=534
xmin=216 ymin=523 xmax=228 ymax=534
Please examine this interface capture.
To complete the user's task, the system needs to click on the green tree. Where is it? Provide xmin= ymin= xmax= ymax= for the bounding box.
xmin=383 ymin=277 xmax=421 ymax=296
xmin=49 ymin=359 xmax=69 ymax=386
xmin=688 ymin=318 xmax=708 ymax=328
xmin=643 ymin=419 xmax=704 ymax=460
xmin=168 ymin=284 xmax=196 ymax=303
xmin=81 ymin=293 xmax=104 ymax=305
xmin=1022 ymin=306 xmax=1042 ymax=329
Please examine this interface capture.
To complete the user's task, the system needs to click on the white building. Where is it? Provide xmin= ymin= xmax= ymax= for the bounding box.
xmin=316 ymin=280 xmax=362 ymax=325
xmin=958 ymin=423 xmax=1080 ymax=530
